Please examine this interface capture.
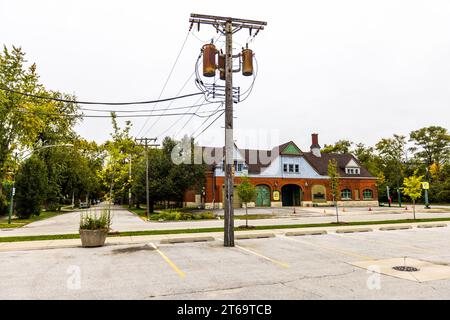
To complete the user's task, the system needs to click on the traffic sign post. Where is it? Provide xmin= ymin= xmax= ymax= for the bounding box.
xmin=422 ymin=182 xmax=430 ymax=209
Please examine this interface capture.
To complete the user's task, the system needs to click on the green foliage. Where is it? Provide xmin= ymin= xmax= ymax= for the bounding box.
xmin=409 ymin=126 xmax=450 ymax=166
xmin=148 ymin=211 xmax=215 ymax=221
xmin=402 ymin=171 xmax=424 ymax=202
xmin=132 ymin=136 xmax=206 ymax=213
xmin=236 ymin=176 xmax=257 ymax=204
xmin=99 ymin=114 xmax=136 ymax=205
xmin=14 ymin=156 xmax=48 ymax=218
xmin=327 ymin=159 xmax=340 ymax=200
xmin=79 ymin=209 xmax=111 ymax=230
xmin=322 ymin=140 xmax=353 ymax=154
xmin=0 ymin=46 xmax=80 ymax=203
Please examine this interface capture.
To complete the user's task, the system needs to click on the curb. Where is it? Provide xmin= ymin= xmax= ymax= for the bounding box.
xmin=236 ymin=233 xmax=275 ymax=240
xmin=379 ymin=225 xmax=412 ymax=231
xmin=285 ymin=230 xmax=327 ymax=236
xmin=160 ymin=236 xmax=215 ymax=244
xmin=417 ymin=223 xmax=447 ymax=229
xmin=335 ymin=228 xmax=373 ymax=234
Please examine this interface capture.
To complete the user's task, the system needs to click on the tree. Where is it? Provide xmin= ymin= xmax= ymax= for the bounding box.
xmin=402 ymin=170 xmax=424 ymax=220
xmin=0 ymin=46 xmax=79 ymax=209
xmin=328 ymin=158 xmax=340 ymax=223
xmin=322 ymin=140 xmax=353 ymax=154
xmin=375 ymin=134 xmax=407 ymax=205
xmin=14 ymin=156 xmax=48 ymax=218
xmin=236 ymin=176 xmax=257 ymax=228
xmin=352 ymin=143 xmax=381 ymax=176
xmin=409 ymin=126 xmax=450 ymax=168
xmin=100 ymin=113 xmax=136 ymax=205
xmin=132 ymin=136 xmax=206 ymax=213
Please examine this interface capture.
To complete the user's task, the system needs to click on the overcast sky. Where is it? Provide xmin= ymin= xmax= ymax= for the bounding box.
xmin=1 ymin=0 xmax=449 ymax=151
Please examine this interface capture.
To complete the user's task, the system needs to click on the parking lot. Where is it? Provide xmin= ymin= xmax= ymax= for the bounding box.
xmin=2 ymin=224 xmax=450 ymax=299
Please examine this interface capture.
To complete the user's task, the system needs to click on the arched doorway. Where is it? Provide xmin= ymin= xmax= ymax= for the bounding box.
xmin=255 ymin=185 xmax=271 ymax=207
xmin=281 ymin=184 xmax=302 ymax=206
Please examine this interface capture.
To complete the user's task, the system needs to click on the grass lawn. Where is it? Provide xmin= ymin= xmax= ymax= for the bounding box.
xmin=1 ymin=216 xmax=450 ymax=243
xmin=0 ymin=211 xmax=66 ymax=229
xmin=127 ymin=206 xmax=148 ymax=219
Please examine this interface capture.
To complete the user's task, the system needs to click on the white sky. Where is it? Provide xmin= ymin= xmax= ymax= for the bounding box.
xmin=1 ymin=0 xmax=449 ymax=151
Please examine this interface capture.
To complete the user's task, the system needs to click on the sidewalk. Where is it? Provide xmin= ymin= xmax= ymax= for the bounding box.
xmin=0 ymin=220 xmax=447 ymax=252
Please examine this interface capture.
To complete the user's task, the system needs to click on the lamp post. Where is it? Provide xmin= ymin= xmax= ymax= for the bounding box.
xmin=7 ymin=143 xmax=73 ymax=224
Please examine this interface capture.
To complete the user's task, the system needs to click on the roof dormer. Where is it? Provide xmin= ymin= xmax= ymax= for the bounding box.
xmin=345 ymin=158 xmax=361 ymax=174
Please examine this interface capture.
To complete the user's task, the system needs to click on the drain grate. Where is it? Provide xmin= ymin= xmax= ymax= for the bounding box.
xmin=392 ymin=266 xmax=420 ymax=272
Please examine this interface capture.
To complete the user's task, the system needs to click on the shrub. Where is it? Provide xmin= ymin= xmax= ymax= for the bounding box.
xmin=15 ymin=157 xmax=48 ymax=219
xmin=80 ymin=209 xmax=111 ymax=230
xmin=149 ymin=211 xmax=216 ymax=221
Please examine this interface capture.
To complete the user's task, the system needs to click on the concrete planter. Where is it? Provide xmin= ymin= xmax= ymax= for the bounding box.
xmin=79 ymin=229 xmax=108 ymax=247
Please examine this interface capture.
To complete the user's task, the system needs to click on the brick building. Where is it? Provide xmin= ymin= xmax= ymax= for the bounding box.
xmin=184 ymin=134 xmax=378 ymax=208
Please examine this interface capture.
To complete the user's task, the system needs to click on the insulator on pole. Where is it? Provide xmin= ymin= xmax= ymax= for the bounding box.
xmin=202 ymin=43 xmax=217 ymax=77
xmin=218 ymin=50 xmax=225 ymax=80
xmin=242 ymin=45 xmax=253 ymax=76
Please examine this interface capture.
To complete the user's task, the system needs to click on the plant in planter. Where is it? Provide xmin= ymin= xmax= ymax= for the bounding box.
xmin=79 ymin=209 xmax=111 ymax=247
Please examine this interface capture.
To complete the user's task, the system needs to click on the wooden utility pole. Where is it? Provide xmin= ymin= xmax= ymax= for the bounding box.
xmin=135 ymin=137 xmax=159 ymax=220
xmin=189 ymin=14 xmax=267 ymax=247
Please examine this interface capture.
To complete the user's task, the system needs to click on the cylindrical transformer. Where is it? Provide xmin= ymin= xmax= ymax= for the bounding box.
xmin=242 ymin=48 xmax=253 ymax=76
xmin=218 ymin=53 xmax=225 ymax=80
xmin=202 ymin=44 xmax=217 ymax=77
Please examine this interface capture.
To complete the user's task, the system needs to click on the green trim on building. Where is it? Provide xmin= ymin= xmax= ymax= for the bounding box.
xmin=281 ymin=143 xmax=301 ymax=155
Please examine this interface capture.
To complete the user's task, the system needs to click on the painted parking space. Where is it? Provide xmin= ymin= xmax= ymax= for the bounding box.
xmin=3 ymin=226 xmax=450 ymax=299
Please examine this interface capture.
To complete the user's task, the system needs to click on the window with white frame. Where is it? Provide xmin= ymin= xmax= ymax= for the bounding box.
xmin=341 ymin=189 xmax=352 ymax=200
xmin=345 ymin=167 xmax=360 ymax=174
xmin=283 ymin=163 xmax=299 ymax=173
xmin=363 ymin=189 xmax=373 ymax=199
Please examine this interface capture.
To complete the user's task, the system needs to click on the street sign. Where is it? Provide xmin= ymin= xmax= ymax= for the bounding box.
xmin=422 ymin=182 xmax=429 ymax=190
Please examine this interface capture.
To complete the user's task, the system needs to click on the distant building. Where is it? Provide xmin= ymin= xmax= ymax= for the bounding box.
xmin=184 ymin=133 xmax=378 ymax=208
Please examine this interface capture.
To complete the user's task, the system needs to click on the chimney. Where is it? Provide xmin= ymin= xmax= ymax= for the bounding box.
xmin=310 ymin=133 xmax=321 ymax=157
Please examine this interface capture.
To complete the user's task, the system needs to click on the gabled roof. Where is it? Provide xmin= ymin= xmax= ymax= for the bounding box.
xmin=345 ymin=158 xmax=360 ymax=168
xmin=278 ymin=141 xmax=303 ymax=156
xmin=200 ymin=143 xmax=375 ymax=178
xmin=302 ymin=152 xmax=374 ymax=178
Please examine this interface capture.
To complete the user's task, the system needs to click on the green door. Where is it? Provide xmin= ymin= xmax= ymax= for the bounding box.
xmin=256 ymin=185 xmax=271 ymax=207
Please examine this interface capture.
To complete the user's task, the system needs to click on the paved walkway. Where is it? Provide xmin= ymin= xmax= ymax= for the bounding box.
xmin=1 ymin=203 xmax=449 ymax=238
xmin=0 ymin=220 xmax=447 ymax=252
xmin=0 ymin=203 xmax=147 ymax=237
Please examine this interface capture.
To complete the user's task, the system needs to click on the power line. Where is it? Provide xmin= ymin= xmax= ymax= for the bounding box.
xmin=13 ymin=108 xmax=224 ymax=118
xmin=191 ymin=102 xmax=224 ymax=136
xmin=136 ymin=31 xmax=191 ymax=137
xmin=0 ymin=86 xmax=203 ymax=106
xmin=156 ymin=94 xmax=206 ymax=139
xmin=142 ymin=70 xmax=197 ymax=137
xmin=194 ymin=110 xmax=225 ymax=139
xmin=79 ymin=100 xmax=220 ymax=113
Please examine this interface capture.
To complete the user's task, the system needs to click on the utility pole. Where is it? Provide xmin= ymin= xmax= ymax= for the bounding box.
xmin=135 ymin=138 xmax=159 ymax=220
xmin=189 ymin=14 xmax=267 ymax=247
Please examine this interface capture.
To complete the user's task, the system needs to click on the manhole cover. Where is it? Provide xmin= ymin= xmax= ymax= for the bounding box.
xmin=392 ymin=266 xmax=420 ymax=272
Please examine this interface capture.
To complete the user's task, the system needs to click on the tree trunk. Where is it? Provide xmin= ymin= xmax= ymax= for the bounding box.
xmin=413 ymin=199 xmax=416 ymax=220
xmin=149 ymin=200 xmax=154 ymax=214
xmin=333 ymin=194 xmax=339 ymax=223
